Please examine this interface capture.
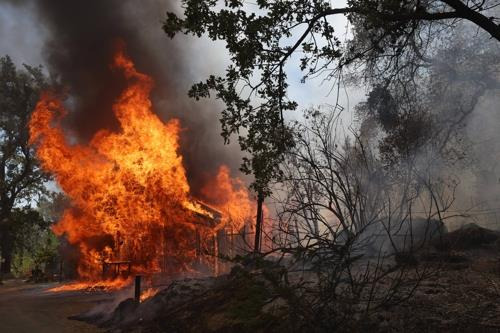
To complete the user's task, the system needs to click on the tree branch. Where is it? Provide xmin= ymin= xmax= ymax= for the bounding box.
xmin=441 ymin=0 xmax=500 ymax=40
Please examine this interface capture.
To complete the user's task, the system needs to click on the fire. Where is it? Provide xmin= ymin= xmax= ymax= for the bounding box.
xmin=48 ymin=278 xmax=130 ymax=293
xmin=140 ymin=287 xmax=160 ymax=302
xmin=29 ymin=46 xmax=255 ymax=281
xmin=201 ymin=166 xmax=254 ymax=232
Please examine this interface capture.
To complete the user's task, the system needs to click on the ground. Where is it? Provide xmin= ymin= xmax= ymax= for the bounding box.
xmin=0 ymin=279 xmax=110 ymax=333
xmin=92 ymin=224 xmax=500 ymax=332
xmin=3 ymin=224 xmax=500 ymax=332
xmin=370 ymin=247 xmax=500 ymax=332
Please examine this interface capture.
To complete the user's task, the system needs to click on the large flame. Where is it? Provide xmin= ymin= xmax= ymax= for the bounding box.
xmin=29 ymin=47 xmax=254 ymax=280
xmin=201 ymin=166 xmax=254 ymax=232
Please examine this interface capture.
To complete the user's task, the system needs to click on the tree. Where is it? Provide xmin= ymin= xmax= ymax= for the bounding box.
xmin=164 ymin=0 xmax=499 ymax=251
xmin=9 ymin=207 xmax=57 ymax=277
xmin=355 ymin=20 xmax=500 ymax=167
xmin=0 ymin=56 xmax=50 ymax=275
xmin=270 ymin=106 xmax=454 ymax=330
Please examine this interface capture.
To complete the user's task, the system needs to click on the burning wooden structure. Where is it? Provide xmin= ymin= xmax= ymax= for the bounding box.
xmin=29 ymin=47 xmax=256 ymax=281
xmin=100 ymin=200 xmax=253 ymax=280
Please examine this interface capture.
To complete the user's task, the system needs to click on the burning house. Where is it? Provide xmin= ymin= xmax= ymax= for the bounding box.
xmin=29 ymin=47 xmax=255 ymax=283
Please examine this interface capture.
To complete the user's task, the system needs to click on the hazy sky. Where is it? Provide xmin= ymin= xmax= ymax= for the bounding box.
xmin=0 ymin=1 xmax=46 ymax=68
xmin=0 ymin=0 xmax=365 ymax=122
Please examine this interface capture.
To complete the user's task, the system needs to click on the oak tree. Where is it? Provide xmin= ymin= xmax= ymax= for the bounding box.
xmin=0 ymin=56 xmax=50 ymax=275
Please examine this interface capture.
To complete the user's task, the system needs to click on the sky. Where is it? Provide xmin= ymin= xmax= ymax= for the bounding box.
xmin=0 ymin=2 xmax=47 ymax=69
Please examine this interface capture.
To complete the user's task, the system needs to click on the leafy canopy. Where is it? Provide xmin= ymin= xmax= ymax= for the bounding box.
xmin=0 ymin=55 xmax=50 ymax=217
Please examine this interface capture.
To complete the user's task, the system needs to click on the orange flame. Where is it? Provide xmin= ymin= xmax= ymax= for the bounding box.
xmin=48 ymin=278 xmax=131 ymax=293
xmin=140 ymin=287 xmax=160 ymax=302
xmin=201 ymin=166 xmax=254 ymax=232
xmin=29 ymin=47 xmax=254 ymax=280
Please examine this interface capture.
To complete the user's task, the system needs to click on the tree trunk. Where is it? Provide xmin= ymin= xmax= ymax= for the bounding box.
xmin=254 ymin=192 xmax=264 ymax=253
xmin=0 ymin=229 xmax=13 ymax=275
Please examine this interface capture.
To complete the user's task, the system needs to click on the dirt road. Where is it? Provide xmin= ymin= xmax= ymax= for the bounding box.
xmin=0 ymin=280 xmax=111 ymax=333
